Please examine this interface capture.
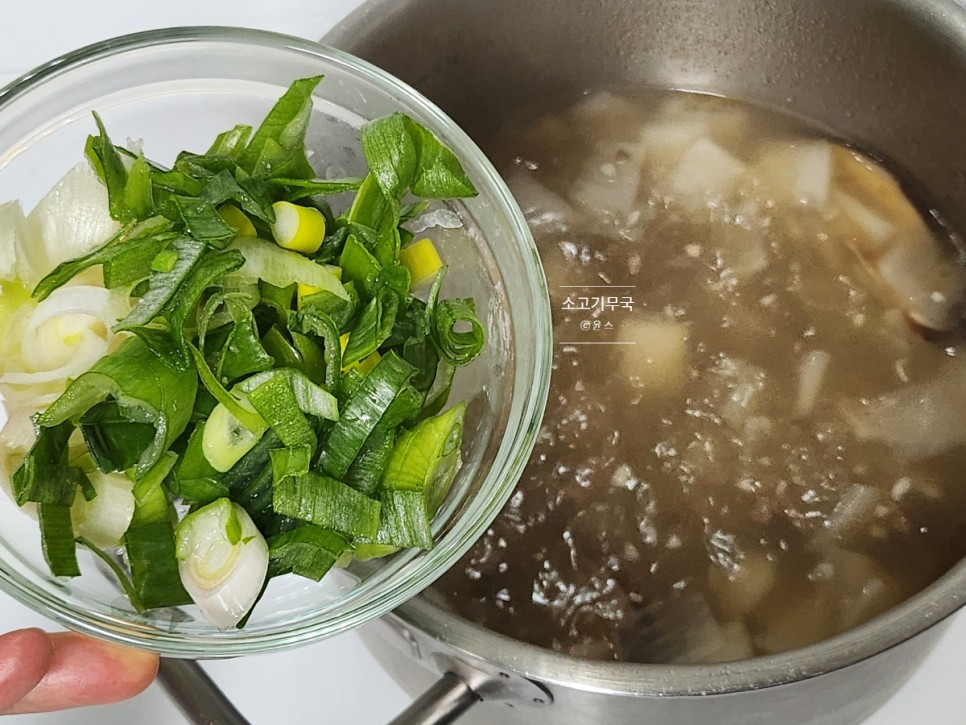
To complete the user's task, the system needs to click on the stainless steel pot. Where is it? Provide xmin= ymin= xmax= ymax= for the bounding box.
xmin=326 ymin=2 xmax=966 ymax=723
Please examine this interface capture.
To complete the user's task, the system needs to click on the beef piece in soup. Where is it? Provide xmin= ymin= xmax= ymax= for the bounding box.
xmin=431 ymin=90 xmax=966 ymax=664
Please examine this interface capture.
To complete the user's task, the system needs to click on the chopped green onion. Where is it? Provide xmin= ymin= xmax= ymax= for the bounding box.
xmin=188 ymin=344 xmax=266 ymax=435
xmin=102 ymin=235 xmax=169 ymax=289
xmin=114 ymin=237 xmax=206 ymax=331
xmin=432 ymin=297 xmax=485 ymax=366
xmin=122 ymin=451 xmax=192 ymax=608
xmin=129 ymin=451 xmax=178 ymax=528
xmin=12 ymin=421 xmax=85 ymax=506
xmin=288 ymin=309 xmax=343 ymax=391
xmin=345 ymin=173 xmax=393 ymax=231
xmin=245 ymin=373 xmax=316 ymax=449
xmin=85 ymin=112 xmax=133 ymax=223
xmin=342 ymin=289 xmax=399 ymax=367
xmin=401 ymin=336 xmax=442 ymax=393
xmin=198 ymin=170 xmax=274 ymax=224
xmin=362 ymin=404 xmax=465 ymax=550
xmin=418 ymin=362 xmax=457 ymax=421
xmin=158 ymin=248 xmax=247 ymax=362
xmin=151 ymin=168 xmax=204 ymax=198
xmin=36 ymin=338 xmax=197 ymax=478
xmin=273 ymin=472 xmax=380 ymax=540
xmin=261 ymin=325 xmax=304 ymax=371
xmin=124 ymin=155 xmax=155 ymax=220
xmin=343 ymin=427 xmax=396 ymax=497
xmin=267 ymin=176 xmax=366 ymax=200
xmin=174 ymin=197 xmax=237 ymax=248
xmin=32 ymin=216 xmax=173 ymax=300
xmin=381 ymin=403 xmax=465 ymax=515
xmin=258 ymin=280 xmax=296 ymax=324
xmin=176 ymin=498 xmax=269 ymax=630
xmin=338 ymin=234 xmax=381 ymax=293
xmin=372 ymin=264 xmax=411 ymax=300
xmin=215 ymin=310 xmax=275 ymax=383
xmin=232 ymin=237 xmax=348 ymax=301
xmin=231 ymin=466 xmax=275 ymax=527
xmin=399 ymin=200 xmax=430 ymax=223
xmin=425 ymin=268 xmax=485 ymax=366
xmin=318 ymin=351 xmax=416 ymax=479
xmin=199 ymin=290 xmax=259 ymax=349
xmin=359 ymin=112 xmax=477 ymax=202
xmin=6 ymin=75 xmax=486 ymax=623
xmin=77 ymin=537 xmax=144 ymax=612
xmin=125 ymin=519 xmax=192 ymax=610
xmin=298 ymin=288 xmax=356 ymax=331
xmin=240 ymin=368 xmax=339 ymax=421
xmin=171 ymin=427 xmax=230 ymax=506
xmin=269 ymin=444 xmax=313 ymax=483
xmin=70 ymin=470 xmax=135 ymax=549
xmin=223 ymin=429 xmax=281 ymax=501
xmin=80 ymin=400 xmax=157 ymax=473
xmin=371 ymin=490 xmax=432 ymax=549
xmin=290 ymin=331 xmax=326 ymax=385
xmin=352 ymin=542 xmax=400 ymax=561
xmin=202 ymin=397 xmax=267 ymax=474
xmin=206 ymin=124 xmax=252 ymax=157
xmin=403 ymin=118 xmax=478 ymax=199
xmin=38 ymin=502 xmax=80 ymax=577
xmin=268 ymin=525 xmax=350 ymax=580
xmin=237 ymin=76 xmax=322 ymax=180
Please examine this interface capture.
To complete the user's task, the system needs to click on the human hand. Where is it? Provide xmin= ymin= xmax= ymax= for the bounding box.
xmin=0 ymin=629 xmax=157 ymax=715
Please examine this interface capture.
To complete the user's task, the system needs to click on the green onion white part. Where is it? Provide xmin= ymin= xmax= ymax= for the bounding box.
xmin=1 ymin=285 xmax=130 ymax=385
xmin=70 ymin=470 xmax=135 ymax=548
xmin=176 ymin=498 xmax=269 ymax=630
xmin=203 ymin=397 xmax=268 ymax=473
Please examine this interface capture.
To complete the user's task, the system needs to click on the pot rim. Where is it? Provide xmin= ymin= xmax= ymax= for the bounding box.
xmin=389 ymin=559 xmax=966 ymax=696
xmin=326 ymin=0 xmax=966 ymax=696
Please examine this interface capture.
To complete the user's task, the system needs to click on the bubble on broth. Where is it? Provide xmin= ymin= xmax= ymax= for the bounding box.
xmin=433 ymin=89 xmax=966 ymax=664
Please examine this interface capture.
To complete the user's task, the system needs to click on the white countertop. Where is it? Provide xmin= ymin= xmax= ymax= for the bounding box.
xmin=0 ymin=2 xmax=964 ymax=724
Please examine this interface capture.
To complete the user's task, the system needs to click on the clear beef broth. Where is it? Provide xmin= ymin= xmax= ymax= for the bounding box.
xmin=433 ymin=90 xmax=966 ymax=663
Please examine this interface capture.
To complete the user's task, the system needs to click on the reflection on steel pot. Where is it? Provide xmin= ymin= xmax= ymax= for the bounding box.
xmin=327 ymin=1 xmax=966 ymax=723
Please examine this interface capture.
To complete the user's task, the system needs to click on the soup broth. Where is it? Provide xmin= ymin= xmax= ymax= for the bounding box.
xmin=432 ymin=90 xmax=966 ymax=664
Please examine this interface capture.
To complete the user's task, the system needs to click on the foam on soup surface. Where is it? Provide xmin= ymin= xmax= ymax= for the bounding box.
xmin=431 ymin=91 xmax=966 ymax=664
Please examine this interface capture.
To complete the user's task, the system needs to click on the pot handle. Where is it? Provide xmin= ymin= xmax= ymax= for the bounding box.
xmin=385 ymin=654 xmax=553 ymax=725
xmin=157 ymin=660 xmax=480 ymax=725
xmin=157 ymin=658 xmax=251 ymax=725
xmin=387 ymin=671 xmax=480 ymax=725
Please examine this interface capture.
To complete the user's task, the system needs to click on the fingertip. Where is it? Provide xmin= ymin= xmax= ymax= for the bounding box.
xmin=89 ymin=635 xmax=160 ymax=699
xmin=6 ymin=632 xmax=158 ymax=714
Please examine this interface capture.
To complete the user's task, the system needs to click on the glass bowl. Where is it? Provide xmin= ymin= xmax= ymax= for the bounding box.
xmin=0 ymin=27 xmax=551 ymax=657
